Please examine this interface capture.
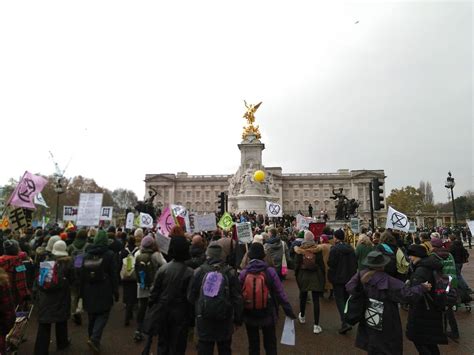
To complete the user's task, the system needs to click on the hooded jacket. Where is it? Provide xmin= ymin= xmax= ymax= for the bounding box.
xmin=294 ymin=242 xmax=325 ymax=292
xmin=239 ymin=259 xmax=296 ymax=326
xmin=327 ymin=241 xmax=357 ymax=285
xmin=185 ymin=244 xmax=206 ymax=270
xmin=406 ymin=255 xmax=447 ymax=345
xmin=264 ymin=236 xmax=290 ymax=275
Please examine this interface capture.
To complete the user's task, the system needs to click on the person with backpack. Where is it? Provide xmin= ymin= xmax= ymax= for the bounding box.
xmin=264 ymin=228 xmax=290 ymax=280
xmin=119 ymin=235 xmax=139 ymax=327
xmin=345 ymin=250 xmax=431 ymax=354
xmin=239 ymin=242 xmax=296 ymax=355
xmin=142 ymin=235 xmax=193 ymax=355
xmin=188 ymin=243 xmax=243 ymax=355
xmin=327 ymin=229 xmax=357 ymax=335
xmin=449 ymin=235 xmax=471 ymax=292
xmin=80 ymin=229 xmax=119 ymax=353
xmin=67 ymin=228 xmax=88 ymax=325
xmin=34 ymin=240 xmax=74 ymax=355
xmin=294 ymin=230 xmax=325 ymax=334
xmin=185 ymin=234 xmax=207 ymax=270
xmin=406 ymin=244 xmax=448 ymax=354
xmin=0 ymin=239 xmax=30 ymax=306
xmin=0 ymin=267 xmax=16 ymax=355
xmin=431 ymin=237 xmax=459 ymax=341
xmin=375 ymin=231 xmax=398 ymax=278
xmin=134 ymin=234 xmax=166 ymax=342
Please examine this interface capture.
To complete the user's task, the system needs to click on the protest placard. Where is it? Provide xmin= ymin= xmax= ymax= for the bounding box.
xmin=63 ymin=206 xmax=78 ymax=221
xmin=236 ymin=222 xmax=252 ymax=243
xmin=156 ymin=232 xmax=171 ymax=255
xmin=76 ymin=193 xmax=103 ymax=226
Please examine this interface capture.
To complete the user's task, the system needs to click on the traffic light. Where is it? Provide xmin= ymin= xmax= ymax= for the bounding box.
xmin=372 ymin=178 xmax=385 ymax=210
xmin=218 ymin=192 xmax=226 ymax=214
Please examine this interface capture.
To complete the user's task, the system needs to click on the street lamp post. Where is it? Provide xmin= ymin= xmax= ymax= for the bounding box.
xmin=444 ymin=171 xmax=457 ymax=227
xmin=54 ymin=177 xmax=64 ymax=223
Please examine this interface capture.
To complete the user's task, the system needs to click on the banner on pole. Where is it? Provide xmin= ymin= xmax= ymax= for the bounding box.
xmin=99 ymin=207 xmax=113 ymax=221
xmin=157 ymin=207 xmax=176 ymax=237
xmin=385 ymin=206 xmax=410 ymax=233
xmin=125 ymin=212 xmax=134 ymax=230
xmin=34 ymin=192 xmax=49 ymax=208
xmin=76 ymin=193 xmax=103 ymax=227
xmin=218 ymin=212 xmax=234 ymax=231
xmin=139 ymin=212 xmax=154 ymax=228
xmin=63 ymin=206 xmax=78 ymax=221
xmin=350 ymin=218 xmax=360 ymax=234
xmin=8 ymin=171 xmax=48 ymax=209
xmin=266 ymin=201 xmax=283 ymax=218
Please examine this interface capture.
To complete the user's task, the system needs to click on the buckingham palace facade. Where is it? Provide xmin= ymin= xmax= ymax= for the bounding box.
xmin=144 ymin=168 xmax=386 ymax=221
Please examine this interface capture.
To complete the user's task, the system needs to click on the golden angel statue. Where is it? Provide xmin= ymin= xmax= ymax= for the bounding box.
xmin=243 ymin=101 xmax=262 ymax=125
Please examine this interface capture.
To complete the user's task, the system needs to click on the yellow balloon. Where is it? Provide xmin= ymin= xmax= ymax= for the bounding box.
xmin=254 ymin=170 xmax=265 ymax=182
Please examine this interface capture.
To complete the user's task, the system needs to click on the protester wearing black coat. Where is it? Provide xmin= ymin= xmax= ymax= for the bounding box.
xmin=81 ymin=230 xmax=119 ymax=353
xmin=406 ymin=245 xmax=448 ymax=354
xmin=34 ymin=241 xmax=74 ymax=355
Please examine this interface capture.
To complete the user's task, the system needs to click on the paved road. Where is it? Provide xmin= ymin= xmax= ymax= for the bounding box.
xmin=18 ymin=254 xmax=474 ymax=355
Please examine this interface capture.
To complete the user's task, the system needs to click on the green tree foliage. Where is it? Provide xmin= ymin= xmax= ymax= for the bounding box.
xmin=435 ymin=190 xmax=474 ymax=221
xmin=386 ymin=186 xmax=424 ymax=213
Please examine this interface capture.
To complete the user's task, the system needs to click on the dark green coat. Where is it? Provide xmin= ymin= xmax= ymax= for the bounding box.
xmin=294 ymin=243 xmax=325 ymax=292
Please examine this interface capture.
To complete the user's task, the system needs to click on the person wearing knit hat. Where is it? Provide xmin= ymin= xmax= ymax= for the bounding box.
xmin=405 ymin=241 xmax=447 ymax=351
xmin=33 ymin=236 xmax=74 ymax=354
xmin=185 ymin=235 xmax=207 ymax=270
xmin=239 ymin=237 xmax=297 ymax=353
xmin=294 ymin=229 xmax=325 ymax=334
xmin=327 ymin=227 xmax=357 ymax=334
xmin=82 ymin=229 xmax=119 ymax=352
xmin=52 ymin=240 xmax=69 ymax=257
xmin=3 ymin=239 xmax=19 ymax=256
xmin=46 ymin=236 xmax=62 ymax=253
xmin=134 ymin=232 xmax=167 ymax=342
xmin=205 ymin=243 xmax=223 ymax=261
xmin=144 ymin=235 xmax=194 ymax=354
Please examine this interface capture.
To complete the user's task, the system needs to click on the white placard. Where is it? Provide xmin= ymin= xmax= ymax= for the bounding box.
xmin=385 ymin=206 xmax=410 ymax=233
xmin=296 ymin=214 xmax=313 ymax=230
xmin=190 ymin=213 xmax=217 ymax=233
xmin=99 ymin=206 xmax=113 ymax=221
xmin=236 ymin=222 xmax=253 ymax=243
xmin=266 ymin=201 xmax=283 ymax=217
xmin=155 ymin=232 xmax=171 ymax=255
xmin=139 ymin=212 xmax=154 ymax=228
xmin=76 ymin=193 xmax=103 ymax=227
xmin=125 ymin=212 xmax=134 ymax=229
xmin=281 ymin=316 xmax=295 ymax=346
xmin=467 ymin=221 xmax=474 ymax=235
xmin=63 ymin=206 xmax=78 ymax=221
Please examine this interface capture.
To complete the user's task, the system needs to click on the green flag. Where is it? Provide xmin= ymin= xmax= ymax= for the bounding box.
xmin=218 ymin=212 xmax=234 ymax=231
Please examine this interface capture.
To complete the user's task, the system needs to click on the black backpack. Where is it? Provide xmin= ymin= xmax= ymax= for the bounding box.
xmin=135 ymin=252 xmax=156 ymax=289
xmin=198 ymin=264 xmax=232 ymax=321
xmin=83 ymin=254 xmax=106 ymax=283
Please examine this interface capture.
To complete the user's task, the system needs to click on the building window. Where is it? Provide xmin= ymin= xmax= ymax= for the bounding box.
xmin=324 ymin=189 xmax=329 ymax=197
xmin=186 ymin=191 xmax=191 ymax=199
xmin=205 ymin=191 xmax=210 ymax=199
xmin=196 ymin=191 xmax=201 ymax=199
xmin=313 ymin=189 xmax=319 ymax=196
xmin=294 ymin=190 xmax=298 ymax=197
xmin=304 ymin=190 xmax=309 ymax=197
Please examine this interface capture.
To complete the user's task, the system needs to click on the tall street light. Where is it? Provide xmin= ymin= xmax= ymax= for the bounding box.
xmin=444 ymin=171 xmax=457 ymax=227
xmin=54 ymin=176 xmax=64 ymax=223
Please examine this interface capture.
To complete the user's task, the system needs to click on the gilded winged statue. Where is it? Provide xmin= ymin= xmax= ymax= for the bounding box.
xmin=243 ymin=101 xmax=262 ymax=125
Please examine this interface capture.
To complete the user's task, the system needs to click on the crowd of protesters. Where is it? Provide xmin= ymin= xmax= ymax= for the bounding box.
xmin=0 ymin=212 xmax=471 ymax=355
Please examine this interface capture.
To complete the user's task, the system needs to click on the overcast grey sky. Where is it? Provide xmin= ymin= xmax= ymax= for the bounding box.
xmin=0 ymin=1 xmax=472 ymax=203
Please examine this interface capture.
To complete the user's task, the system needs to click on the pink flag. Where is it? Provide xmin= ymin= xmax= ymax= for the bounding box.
xmin=9 ymin=171 xmax=48 ymax=209
xmin=157 ymin=206 xmax=176 ymax=237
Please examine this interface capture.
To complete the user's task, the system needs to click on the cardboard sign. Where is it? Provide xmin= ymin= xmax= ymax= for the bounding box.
xmin=236 ymin=222 xmax=252 ymax=243
xmin=76 ymin=193 xmax=103 ymax=227
xmin=155 ymin=232 xmax=171 ymax=255
xmin=100 ymin=206 xmax=113 ymax=221
xmin=189 ymin=213 xmax=217 ymax=233
xmin=350 ymin=218 xmax=360 ymax=234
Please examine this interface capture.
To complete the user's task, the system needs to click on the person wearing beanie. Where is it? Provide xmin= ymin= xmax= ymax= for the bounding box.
xmin=239 ymin=243 xmax=296 ymax=354
xmin=327 ymin=228 xmax=357 ymax=334
xmin=0 ymin=239 xmax=29 ymax=306
xmin=143 ymin=235 xmax=193 ymax=354
xmin=346 ymin=251 xmax=431 ymax=354
xmin=188 ymin=242 xmax=243 ymax=355
xmin=406 ymin=242 xmax=447 ymax=352
xmin=294 ymin=230 xmax=325 ymax=334
xmin=264 ymin=227 xmax=290 ymax=280
xmin=45 ymin=236 xmax=61 ymax=254
xmin=185 ymin=234 xmax=207 ymax=270
xmin=240 ymin=236 xmax=273 ymax=270
xmin=81 ymin=229 xmax=119 ymax=353
xmin=133 ymin=233 xmax=167 ymax=342
xmin=431 ymin=237 xmax=460 ymax=340
xmin=119 ymin=235 xmax=139 ymax=327
xmin=67 ymin=229 xmax=88 ymax=325
xmin=34 ymin=238 xmax=73 ymax=355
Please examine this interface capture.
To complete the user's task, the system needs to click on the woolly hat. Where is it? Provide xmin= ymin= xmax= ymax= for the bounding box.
xmin=52 ymin=240 xmax=69 ymax=257
xmin=59 ymin=232 xmax=68 ymax=241
xmin=169 ymin=236 xmax=190 ymax=261
xmin=3 ymin=239 xmax=19 ymax=256
xmin=206 ymin=243 xmax=223 ymax=261
xmin=248 ymin=243 xmax=265 ymax=260
xmin=252 ymin=234 xmax=264 ymax=244
xmin=107 ymin=226 xmax=116 ymax=234
xmin=94 ymin=230 xmax=108 ymax=246
xmin=304 ymin=230 xmax=315 ymax=243
xmin=46 ymin=235 xmax=61 ymax=252
xmin=334 ymin=229 xmax=345 ymax=241
xmin=134 ymin=228 xmax=144 ymax=238
xmin=407 ymin=244 xmax=428 ymax=258
xmin=431 ymin=237 xmax=443 ymax=249
xmin=141 ymin=235 xmax=155 ymax=249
